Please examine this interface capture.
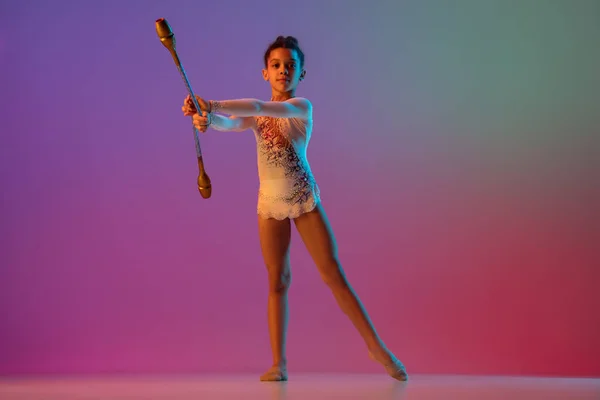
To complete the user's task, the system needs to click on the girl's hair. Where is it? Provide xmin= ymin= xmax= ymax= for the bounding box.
xmin=263 ymin=36 xmax=305 ymax=68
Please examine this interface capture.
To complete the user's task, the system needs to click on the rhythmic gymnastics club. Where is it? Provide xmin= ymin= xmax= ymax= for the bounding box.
xmin=155 ymin=18 xmax=212 ymax=199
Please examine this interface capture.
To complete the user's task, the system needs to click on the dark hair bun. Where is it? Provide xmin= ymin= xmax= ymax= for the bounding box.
xmin=285 ymin=36 xmax=299 ymax=46
xmin=274 ymin=36 xmax=299 ymax=46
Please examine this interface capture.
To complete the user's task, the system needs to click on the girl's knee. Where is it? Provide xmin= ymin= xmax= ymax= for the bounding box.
xmin=319 ymin=259 xmax=348 ymax=289
xmin=267 ymin=267 xmax=292 ymax=294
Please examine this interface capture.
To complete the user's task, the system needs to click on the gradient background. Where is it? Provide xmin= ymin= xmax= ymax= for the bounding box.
xmin=1 ymin=0 xmax=599 ymax=377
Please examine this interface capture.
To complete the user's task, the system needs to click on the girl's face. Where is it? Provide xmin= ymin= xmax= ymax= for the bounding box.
xmin=262 ymin=48 xmax=305 ymax=95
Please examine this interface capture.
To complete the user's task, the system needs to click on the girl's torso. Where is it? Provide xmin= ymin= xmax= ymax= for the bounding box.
xmin=251 ymin=115 xmax=320 ymax=219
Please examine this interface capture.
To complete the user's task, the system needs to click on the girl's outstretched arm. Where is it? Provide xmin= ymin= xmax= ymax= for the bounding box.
xmin=210 ymin=97 xmax=312 ymax=119
xmin=207 ymin=114 xmax=255 ymax=132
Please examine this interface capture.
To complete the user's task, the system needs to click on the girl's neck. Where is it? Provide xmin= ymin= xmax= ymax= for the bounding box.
xmin=271 ymin=89 xmax=295 ymax=102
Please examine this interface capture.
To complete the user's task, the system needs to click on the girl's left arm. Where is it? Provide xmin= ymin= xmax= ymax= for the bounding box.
xmin=209 ymin=97 xmax=312 ymax=119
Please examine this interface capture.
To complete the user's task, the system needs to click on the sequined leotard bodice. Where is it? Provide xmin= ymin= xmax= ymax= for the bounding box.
xmin=251 ymin=115 xmax=320 ymax=220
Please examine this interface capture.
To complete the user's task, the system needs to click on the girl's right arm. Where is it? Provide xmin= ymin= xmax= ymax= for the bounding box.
xmin=183 ymin=96 xmax=255 ymax=132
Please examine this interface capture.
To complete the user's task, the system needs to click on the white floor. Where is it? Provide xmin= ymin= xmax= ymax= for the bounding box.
xmin=1 ymin=374 xmax=599 ymax=399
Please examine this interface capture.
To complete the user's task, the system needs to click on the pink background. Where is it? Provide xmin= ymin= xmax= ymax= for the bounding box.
xmin=1 ymin=0 xmax=599 ymax=377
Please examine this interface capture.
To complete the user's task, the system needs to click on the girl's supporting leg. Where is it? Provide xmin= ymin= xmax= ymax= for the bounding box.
xmin=293 ymin=203 xmax=407 ymax=380
xmin=257 ymin=215 xmax=292 ymax=381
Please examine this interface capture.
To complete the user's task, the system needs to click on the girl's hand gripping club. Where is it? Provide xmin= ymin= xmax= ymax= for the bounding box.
xmin=155 ymin=18 xmax=212 ymax=199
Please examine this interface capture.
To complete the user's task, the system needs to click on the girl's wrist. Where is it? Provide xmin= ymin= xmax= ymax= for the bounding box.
xmin=209 ymin=100 xmax=221 ymax=114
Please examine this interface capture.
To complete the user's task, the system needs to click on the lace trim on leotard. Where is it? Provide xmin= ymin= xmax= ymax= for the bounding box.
xmin=257 ymin=186 xmax=320 ymax=220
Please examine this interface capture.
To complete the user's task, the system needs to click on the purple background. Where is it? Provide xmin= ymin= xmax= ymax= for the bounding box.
xmin=1 ymin=0 xmax=599 ymax=377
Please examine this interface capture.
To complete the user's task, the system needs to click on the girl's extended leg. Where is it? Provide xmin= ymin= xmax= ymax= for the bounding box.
xmin=293 ymin=202 xmax=408 ymax=380
xmin=258 ymin=215 xmax=292 ymax=381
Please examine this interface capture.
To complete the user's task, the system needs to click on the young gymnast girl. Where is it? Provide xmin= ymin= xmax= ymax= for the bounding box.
xmin=181 ymin=36 xmax=407 ymax=382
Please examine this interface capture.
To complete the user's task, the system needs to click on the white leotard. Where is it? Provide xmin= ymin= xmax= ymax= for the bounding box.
xmin=251 ymin=115 xmax=320 ymax=220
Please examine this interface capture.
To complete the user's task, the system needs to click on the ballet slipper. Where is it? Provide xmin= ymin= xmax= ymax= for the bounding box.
xmin=369 ymin=350 xmax=408 ymax=381
xmin=260 ymin=365 xmax=288 ymax=381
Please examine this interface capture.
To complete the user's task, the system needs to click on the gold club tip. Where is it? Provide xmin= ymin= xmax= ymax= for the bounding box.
xmin=199 ymin=186 xmax=212 ymax=199
xmin=155 ymin=18 xmax=173 ymax=39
